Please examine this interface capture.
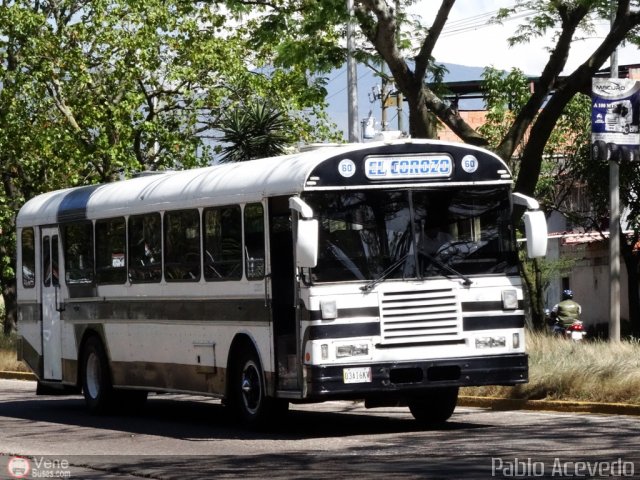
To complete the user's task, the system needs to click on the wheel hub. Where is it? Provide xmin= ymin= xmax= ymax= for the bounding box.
xmin=240 ymin=362 xmax=261 ymax=414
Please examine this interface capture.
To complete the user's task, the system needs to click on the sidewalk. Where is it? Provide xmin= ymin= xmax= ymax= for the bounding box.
xmin=0 ymin=370 xmax=37 ymax=381
xmin=3 ymin=370 xmax=640 ymax=416
xmin=458 ymin=395 xmax=640 ymax=416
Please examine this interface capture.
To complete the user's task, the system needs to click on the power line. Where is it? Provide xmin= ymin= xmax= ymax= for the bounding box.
xmin=326 ymin=68 xmax=372 ymax=101
xmin=441 ymin=10 xmax=536 ymax=37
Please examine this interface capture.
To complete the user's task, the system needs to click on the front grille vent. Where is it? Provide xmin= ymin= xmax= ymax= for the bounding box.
xmin=380 ymin=288 xmax=461 ymax=345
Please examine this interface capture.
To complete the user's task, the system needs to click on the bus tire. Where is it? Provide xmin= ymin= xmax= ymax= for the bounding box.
xmin=229 ymin=348 xmax=287 ymax=427
xmin=407 ymin=386 xmax=458 ymax=425
xmin=80 ymin=336 xmax=114 ymax=415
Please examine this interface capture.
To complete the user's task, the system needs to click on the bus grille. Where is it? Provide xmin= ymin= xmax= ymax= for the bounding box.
xmin=380 ymin=288 xmax=461 ymax=345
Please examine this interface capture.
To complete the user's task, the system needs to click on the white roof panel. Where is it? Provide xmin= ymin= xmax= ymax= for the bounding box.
xmin=16 ymin=143 xmax=365 ymax=227
xmin=16 ymin=140 xmax=512 ymax=227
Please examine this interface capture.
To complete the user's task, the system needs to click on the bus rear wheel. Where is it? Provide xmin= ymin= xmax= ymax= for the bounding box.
xmin=81 ymin=336 xmax=114 ymax=415
xmin=407 ymin=387 xmax=458 ymax=425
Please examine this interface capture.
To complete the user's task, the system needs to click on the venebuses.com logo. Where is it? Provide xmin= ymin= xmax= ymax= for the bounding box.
xmin=7 ymin=457 xmax=31 ymax=479
xmin=6 ymin=456 xmax=72 ymax=478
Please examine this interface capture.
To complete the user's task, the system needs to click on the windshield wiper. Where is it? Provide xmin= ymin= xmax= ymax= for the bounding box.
xmin=419 ymin=248 xmax=473 ymax=286
xmin=360 ymin=252 xmax=411 ymax=292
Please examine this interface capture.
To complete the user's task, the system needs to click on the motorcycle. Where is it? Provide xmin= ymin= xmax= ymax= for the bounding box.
xmin=545 ymin=309 xmax=586 ymax=342
xmin=564 ymin=319 xmax=587 ymax=342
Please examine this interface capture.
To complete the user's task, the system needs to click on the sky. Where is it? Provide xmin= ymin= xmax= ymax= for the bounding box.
xmin=328 ymin=0 xmax=639 ymax=138
xmin=414 ymin=0 xmax=638 ymax=75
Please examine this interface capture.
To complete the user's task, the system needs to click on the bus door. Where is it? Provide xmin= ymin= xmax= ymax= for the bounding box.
xmin=268 ymin=197 xmax=300 ymax=392
xmin=41 ymin=227 xmax=63 ymax=381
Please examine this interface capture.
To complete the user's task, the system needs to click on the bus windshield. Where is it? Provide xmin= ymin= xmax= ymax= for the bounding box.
xmin=304 ymin=186 xmax=517 ymax=284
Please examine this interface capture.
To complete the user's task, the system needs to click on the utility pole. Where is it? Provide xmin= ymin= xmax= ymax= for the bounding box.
xmin=395 ymin=0 xmax=404 ymax=134
xmin=397 ymin=92 xmax=404 ymax=133
xmin=369 ymin=71 xmax=388 ymax=131
xmin=381 ymin=72 xmax=388 ymax=131
xmin=346 ymin=0 xmax=359 ymax=142
xmin=609 ymin=1 xmax=621 ymax=342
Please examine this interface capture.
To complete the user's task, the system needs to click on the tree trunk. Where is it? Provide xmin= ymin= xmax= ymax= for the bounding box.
xmin=520 ymin=257 xmax=551 ymax=330
xmin=406 ymin=89 xmax=437 ymax=139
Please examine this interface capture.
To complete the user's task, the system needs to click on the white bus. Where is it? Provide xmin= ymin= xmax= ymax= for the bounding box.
xmin=16 ymin=139 xmax=547 ymax=426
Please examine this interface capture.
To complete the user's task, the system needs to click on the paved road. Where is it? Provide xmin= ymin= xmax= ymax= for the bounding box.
xmin=0 ymin=379 xmax=639 ymax=479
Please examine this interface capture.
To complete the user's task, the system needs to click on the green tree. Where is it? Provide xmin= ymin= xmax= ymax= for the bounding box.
xmin=0 ymin=0 xmax=341 ymax=332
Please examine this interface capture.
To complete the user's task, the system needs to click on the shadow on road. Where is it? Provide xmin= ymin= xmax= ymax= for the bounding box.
xmin=0 ymin=390 xmax=489 ymax=441
xmin=4 ymin=385 xmax=640 ymax=479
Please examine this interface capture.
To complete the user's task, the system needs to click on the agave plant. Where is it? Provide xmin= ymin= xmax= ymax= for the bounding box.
xmin=217 ymin=102 xmax=291 ymax=163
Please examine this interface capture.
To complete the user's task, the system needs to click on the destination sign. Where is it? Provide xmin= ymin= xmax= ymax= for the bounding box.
xmin=364 ymin=155 xmax=453 ymax=180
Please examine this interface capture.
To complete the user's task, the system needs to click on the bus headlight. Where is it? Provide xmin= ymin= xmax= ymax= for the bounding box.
xmin=336 ymin=343 xmax=369 ymax=358
xmin=320 ymin=299 xmax=338 ymax=319
xmin=321 ymin=344 xmax=329 ymax=360
xmin=475 ymin=336 xmax=506 ymax=349
xmin=502 ymin=289 xmax=518 ymax=310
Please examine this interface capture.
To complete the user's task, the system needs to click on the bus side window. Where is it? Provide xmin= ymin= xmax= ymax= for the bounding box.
xmin=21 ymin=228 xmax=36 ymax=288
xmin=164 ymin=209 xmax=201 ymax=282
xmin=96 ymin=217 xmax=127 ymax=284
xmin=63 ymin=222 xmax=94 ymax=284
xmin=203 ymin=206 xmax=242 ymax=281
xmin=128 ymin=213 xmax=162 ymax=283
xmin=244 ymin=203 xmax=265 ymax=280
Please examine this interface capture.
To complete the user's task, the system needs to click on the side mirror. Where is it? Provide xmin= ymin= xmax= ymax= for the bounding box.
xmin=296 ymin=219 xmax=319 ymax=268
xmin=523 ymin=210 xmax=547 ymax=258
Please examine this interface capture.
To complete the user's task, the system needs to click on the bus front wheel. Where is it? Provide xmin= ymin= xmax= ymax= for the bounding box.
xmin=81 ymin=336 xmax=114 ymax=415
xmin=407 ymin=387 xmax=458 ymax=425
xmin=230 ymin=349 xmax=287 ymax=427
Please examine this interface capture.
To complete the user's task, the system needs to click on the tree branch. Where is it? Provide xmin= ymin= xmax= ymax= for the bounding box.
xmin=45 ymin=78 xmax=92 ymax=150
xmin=496 ymin=3 xmax=589 ymax=160
xmin=414 ymin=0 xmax=454 ymax=82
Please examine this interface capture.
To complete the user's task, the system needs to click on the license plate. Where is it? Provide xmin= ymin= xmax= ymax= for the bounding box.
xmin=571 ymin=331 xmax=584 ymax=341
xmin=343 ymin=367 xmax=372 ymax=384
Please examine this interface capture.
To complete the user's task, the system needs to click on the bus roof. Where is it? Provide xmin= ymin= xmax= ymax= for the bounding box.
xmin=16 ymin=139 xmax=511 ymax=227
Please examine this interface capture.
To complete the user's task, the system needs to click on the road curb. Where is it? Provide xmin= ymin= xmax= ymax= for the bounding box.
xmin=0 ymin=370 xmax=36 ymax=381
xmin=459 ymin=395 xmax=640 ymax=416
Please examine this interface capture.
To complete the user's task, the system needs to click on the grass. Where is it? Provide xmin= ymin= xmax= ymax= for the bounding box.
xmin=0 ymin=333 xmax=29 ymax=372
xmin=462 ymin=330 xmax=640 ymax=405
xmin=2 ymin=330 xmax=640 ymax=404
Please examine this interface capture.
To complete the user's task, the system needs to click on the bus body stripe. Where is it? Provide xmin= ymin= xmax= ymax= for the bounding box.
xmin=305 ymin=322 xmax=380 ymax=340
xmin=461 ymin=300 xmax=524 ymax=312
xmin=462 ymin=315 xmax=525 ymax=331
xmin=63 ymin=299 xmax=270 ymax=323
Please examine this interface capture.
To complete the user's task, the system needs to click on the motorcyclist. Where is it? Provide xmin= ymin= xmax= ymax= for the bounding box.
xmin=552 ymin=289 xmax=582 ymax=329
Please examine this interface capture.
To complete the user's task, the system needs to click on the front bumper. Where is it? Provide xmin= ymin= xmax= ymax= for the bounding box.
xmin=305 ymin=353 xmax=528 ymax=400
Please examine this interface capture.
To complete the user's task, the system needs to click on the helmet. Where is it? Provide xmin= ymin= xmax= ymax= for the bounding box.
xmin=562 ymin=289 xmax=573 ymax=300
